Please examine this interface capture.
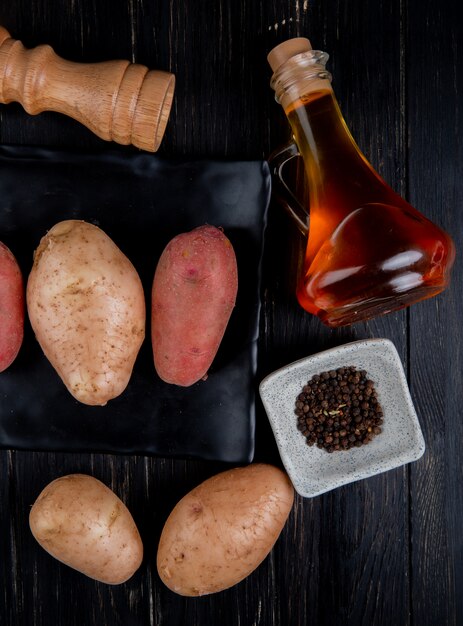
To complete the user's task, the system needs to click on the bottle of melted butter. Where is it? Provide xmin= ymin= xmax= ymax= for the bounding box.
xmin=268 ymin=38 xmax=455 ymax=327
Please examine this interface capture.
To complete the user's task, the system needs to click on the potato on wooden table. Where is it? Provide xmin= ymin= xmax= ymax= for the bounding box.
xmin=0 ymin=241 xmax=24 ymax=372
xmin=157 ymin=463 xmax=294 ymax=596
xmin=27 ymin=220 xmax=145 ymax=405
xmin=29 ymin=474 xmax=143 ymax=584
xmin=151 ymin=224 xmax=238 ymax=386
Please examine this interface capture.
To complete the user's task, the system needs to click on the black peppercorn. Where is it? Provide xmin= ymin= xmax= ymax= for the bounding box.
xmin=295 ymin=366 xmax=384 ymax=452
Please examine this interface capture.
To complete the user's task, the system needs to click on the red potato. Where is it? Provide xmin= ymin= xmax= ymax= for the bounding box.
xmin=151 ymin=225 xmax=238 ymax=386
xmin=0 ymin=242 xmax=24 ymax=372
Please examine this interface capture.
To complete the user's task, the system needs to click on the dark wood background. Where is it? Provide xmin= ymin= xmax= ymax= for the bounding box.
xmin=0 ymin=1 xmax=462 ymax=624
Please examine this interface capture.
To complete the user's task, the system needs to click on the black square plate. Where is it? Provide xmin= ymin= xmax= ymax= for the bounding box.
xmin=0 ymin=146 xmax=270 ymax=462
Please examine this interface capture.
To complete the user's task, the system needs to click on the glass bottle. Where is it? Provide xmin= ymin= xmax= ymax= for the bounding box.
xmin=268 ymin=38 xmax=455 ymax=327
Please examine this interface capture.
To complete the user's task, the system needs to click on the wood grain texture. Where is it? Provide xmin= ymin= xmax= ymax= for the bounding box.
xmin=407 ymin=0 xmax=463 ymax=624
xmin=0 ymin=0 xmax=461 ymax=624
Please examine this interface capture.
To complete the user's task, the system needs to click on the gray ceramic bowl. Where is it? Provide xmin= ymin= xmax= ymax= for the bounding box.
xmin=259 ymin=338 xmax=425 ymax=498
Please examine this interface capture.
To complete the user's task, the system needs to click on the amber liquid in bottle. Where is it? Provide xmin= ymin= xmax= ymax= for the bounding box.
xmin=286 ymin=89 xmax=455 ymax=327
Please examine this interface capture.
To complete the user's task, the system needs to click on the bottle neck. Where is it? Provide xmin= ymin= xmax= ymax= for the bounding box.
xmin=271 ymin=51 xmax=385 ymax=197
xmin=270 ymin=49 xmax=333 ymax=112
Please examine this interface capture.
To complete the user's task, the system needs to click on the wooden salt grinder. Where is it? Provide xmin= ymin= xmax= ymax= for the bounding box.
xmin=0 ymin=26 xmax=175 ymax=151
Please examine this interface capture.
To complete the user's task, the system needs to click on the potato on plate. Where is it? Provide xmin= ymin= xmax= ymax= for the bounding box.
xmin=157 ymin=463 xmax=294 ymax=596
xmin=29 ymin=474 xmax=143 ymax=584
xmin=27 ymin=220 xmax=145 ymax=405
xmin=151 ymin=224 xmax=238 ymax=386
xmin=0 ymin=242 xmax=24 ymax=372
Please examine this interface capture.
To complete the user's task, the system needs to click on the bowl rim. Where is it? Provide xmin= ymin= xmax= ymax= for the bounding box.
xmin=260 ymin=338 xmax=397 ymax=389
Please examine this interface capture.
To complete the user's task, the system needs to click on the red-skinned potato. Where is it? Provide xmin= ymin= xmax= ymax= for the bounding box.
xmin=151 ymin=224 xmax=238 ymax=386
xmin=0 ymin=242 xmax=24 ymax=372
xmin=27 ymin=220 xmax=145 ymax=405
xmin=29 ymin=474 xmax=143 ymax=584
xmin=156 ymin=464 xmax=294 ymax=596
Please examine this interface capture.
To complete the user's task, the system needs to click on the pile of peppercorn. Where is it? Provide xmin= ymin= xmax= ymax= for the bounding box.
xmin=295 ymin=366 xmax=383 ymax=453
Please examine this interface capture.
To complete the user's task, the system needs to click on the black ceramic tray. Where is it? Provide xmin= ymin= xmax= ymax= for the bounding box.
xmin=0 ymin=146 xmax=270 ymax=463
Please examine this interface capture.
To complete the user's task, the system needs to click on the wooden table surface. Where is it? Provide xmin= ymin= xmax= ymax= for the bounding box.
xmin=0 ymin=1 xmax=462 ymax=625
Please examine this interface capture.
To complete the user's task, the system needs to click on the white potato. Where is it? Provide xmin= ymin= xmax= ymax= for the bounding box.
xmin=29 ymin=474 xmax=143 ymax=584
xmin=27 ymin=220 xmax=145 ymax=405
xmin=157 ymin=463 xmax=294 ymax=596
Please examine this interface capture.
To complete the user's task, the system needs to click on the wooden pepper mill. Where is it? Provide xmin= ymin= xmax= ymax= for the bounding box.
xmin=0 ymin=26 xmax=175 ymax=151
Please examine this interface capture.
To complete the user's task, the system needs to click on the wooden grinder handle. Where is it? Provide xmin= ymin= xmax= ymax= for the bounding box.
xmin=0 ymin=26 xmax=175 ymax=151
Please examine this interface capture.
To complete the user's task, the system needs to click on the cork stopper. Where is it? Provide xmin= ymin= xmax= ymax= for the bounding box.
xmin=267 ymin=38 xmax=313 ymax=73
